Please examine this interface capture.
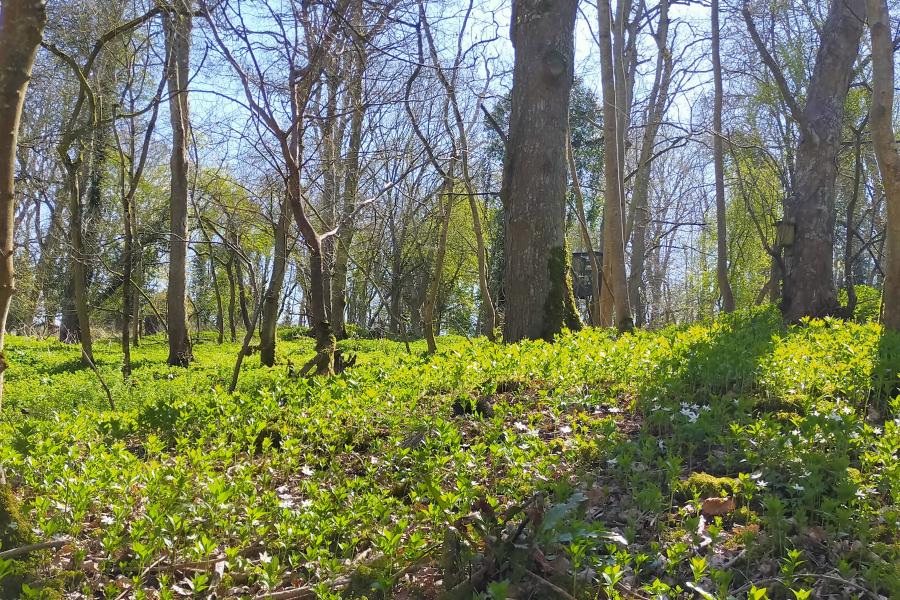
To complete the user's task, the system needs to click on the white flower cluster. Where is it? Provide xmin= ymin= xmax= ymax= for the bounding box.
xmin=678 ymin=402 xmax=711 ymax=423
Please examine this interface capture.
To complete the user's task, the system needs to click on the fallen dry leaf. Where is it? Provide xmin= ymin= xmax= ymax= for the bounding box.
xmin=701 ymin=496 xmax=735 ymax=517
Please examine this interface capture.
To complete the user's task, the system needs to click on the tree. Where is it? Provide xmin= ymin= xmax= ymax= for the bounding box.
xmin=501 ymin=0 xmax=580 ymax=342
xmin=628 ymin=0 xmax=674 ymax=326
xmin=164 ymin=0 xmax=193 ymax=366
xmin=711 ymin=0 xmax=735 ymax=313
xmin=597 ymin=0 xmax=633 ymax=331
xmin=204 ymin=0 xmax=350 ymax=374
xmin=0 ymin=0 xmax=47 ymax=409
xmin=866 ymin=0 xmax=900 ymax=329
xmin=743 ymin=0 xmax=865 ymax=321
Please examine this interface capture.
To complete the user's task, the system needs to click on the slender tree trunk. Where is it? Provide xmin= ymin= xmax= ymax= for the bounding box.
xmin=235 ymin=254 xmax=251 ymax=333
xmin=164 ymin=0 xmax=193 ymax=366
xmin=712 ymin=0 xmax=735 ymax=313
xmin=866 ymin=0 xmax=900 ymax=329
xmin=628 ymin=0 xmax=671 ymax=326
xmin=117 ymin=138 xmax=134 ymax=377
xmin=67 ymin=166 xmax=94 ymax=364
xmin=597 ymin=0 xmax=632 ymax=331
xmin=567 ymin=134 xmax=602 ymax=325
xmin=0 ymin=0 xmax=46 ymax=410
xmin=418 ymin=4 xmax=498 ymax=340
xmin=331 ymin=50 xmax=366 ymax=340
xmin=226 ymin=258 xmax=237 ymax=342
xmin=844 ymin=125 xmax=865 ymax=317
xmin=423 ymin=166 xmax=456 ymax=353
xmin=133 ymin=251 xmax=141 ymax=346
xmin=211 ymin=254 xmax=224 ymax=343
xmin=259 ymin=205 xmax=288 ymax=366
xmin=502 ymin=0 xmax=580 ymax=342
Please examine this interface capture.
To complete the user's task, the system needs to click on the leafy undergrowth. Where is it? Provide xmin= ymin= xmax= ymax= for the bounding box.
xmin=1 ymin=307 xmax=900 ymax=599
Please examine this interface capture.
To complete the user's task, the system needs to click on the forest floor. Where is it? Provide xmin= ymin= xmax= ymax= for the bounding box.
xmin=1 ymin=307 xmax=899 ymax=599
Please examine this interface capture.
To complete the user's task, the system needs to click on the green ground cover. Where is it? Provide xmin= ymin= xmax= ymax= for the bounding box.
xmin=1 ymin=307 xmax=899 ymax=599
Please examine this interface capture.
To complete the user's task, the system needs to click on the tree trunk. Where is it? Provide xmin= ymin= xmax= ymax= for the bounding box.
xmin=844 ymin=124 xmax=865 ymax=318
xmin=119 ymin=155 xmax=134 ymax=377
xmin=259 ymin=205 xmax=288 ymax=366
xmin=164 ymin=0 xmax=193 ymax=366
xmin=628 ymin=0 xmax=671 ymax=326
xmin=597 ymin=0 xmax=633 ymax=332
xmin=0 ymin=0 xmax=46 ymax=410
xmin=331 ymin=48 xmax=366 ymax=340
xmin=424 ymin=167 xmax=456 ymax=353
xmin=68 ymin=167 xmax=94 ymax=364
xmin=866 ymin=0 xmax=900 ymax=329
xmin=567 ymin=134 xmax=602 ymax=325
xmin=226 ymin=258 xmax=237 ymax=342
xmin=745 ymin=0 xmax=864 ymax=321
xmin=212 ymin=254 xmax=224 ymax=344
xmin=235 ymin=253 xmax=251 ymax=333
xmin=501 ymin=0 xmax=580 ymax=343
xmin=712 ymin=0 xmax=735 ymax=314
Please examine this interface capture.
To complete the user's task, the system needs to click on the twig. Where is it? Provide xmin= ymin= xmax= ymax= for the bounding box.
xmin=80 ymin=346 xmax=115 ymax=411
xmin=525 ymin=570 xmax=577 ymax=600
xmin=252 ymin=576 xmax=350 ymax=600
xmin=0 ymin=537 xmax=71 ymax=559
xmin=734 ymin=573 xmax=877 ymax=598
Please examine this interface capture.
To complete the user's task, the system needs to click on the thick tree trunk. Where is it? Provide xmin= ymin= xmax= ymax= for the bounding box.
xmin=597 ymin=0 xmax=633 ymax=332
xmin=867 ymin=0 xmax=900 ymax=329
xmin=501 ymin=0 xmax=580 ymax=342
xmin=259 ymin=205 xmax=288 ymax=366
xmin=0 ymin=0 xmax=46 ymax=409
xmin=711 ymin=0 xmax=735 ymax=314
xmin=745 ymin=0 xmax=864 ymax=321
xmin=164 ymin=0 xmax=193 ymax=366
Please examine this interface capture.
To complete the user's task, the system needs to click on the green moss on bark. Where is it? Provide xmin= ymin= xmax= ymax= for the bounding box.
xmin=0 ymin=484 xmax=39 ymax=597
xmin=0 ymin=484 xmax=32 ymax=551
xmin=543 ymin=245 xmax=583 ymax=340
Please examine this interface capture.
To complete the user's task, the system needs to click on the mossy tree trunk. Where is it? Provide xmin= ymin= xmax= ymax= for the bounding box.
xmin=0 ymin=0 xmax=46 ymax=409
xmin=501 ymin=0 xmax=579 ymax=343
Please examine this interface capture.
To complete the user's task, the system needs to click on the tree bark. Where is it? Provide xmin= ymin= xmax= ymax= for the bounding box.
xmin=567 ymin=133 xmax=602 ymax=325
xmin=501 ymin=0 xmax=580 ymax=343
xmin=711 ymin=0 xmax=735 ymax=314
xmin=225 ymin=258 xmax=237 ymax=342
xmin=628 ymin=0 xmax=671 ymax=326
xmin=164 ymin=0 xmax=193 ymax=366
xmin=597 ymin=0 xmax=633 ymax=332
xmin=259 ymin=205 xmax=288 ymax=366
xmin=331 ymin=47 xmax=365 ymax=340
xmin=423 ymin=166 xmax=456 ymax=354
xmin=743 ymin=0 xmax=865 ymax=321
xmin=844 ymin=123 xmax=865 ymax=318
xmin=866 ymin=0 xmax=900 ymax=329
xmin=0 ymin=0 xmax=46 ymax=409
